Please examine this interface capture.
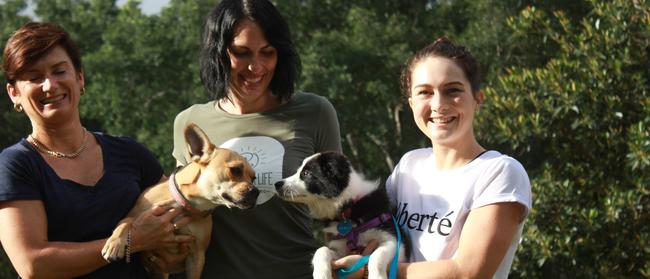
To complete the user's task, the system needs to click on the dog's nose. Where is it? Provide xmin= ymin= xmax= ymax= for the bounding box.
xmin=242 ymin=187 xmax=260 ymax=208
xmin=250 ymin=187 xmax=260 ymax=198
xmin=274 ymin=180 xmax=284 ymax=190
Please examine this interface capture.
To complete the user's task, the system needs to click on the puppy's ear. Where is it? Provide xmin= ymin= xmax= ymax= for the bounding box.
xmin=184 ymin=123 xmax=216 ymax=164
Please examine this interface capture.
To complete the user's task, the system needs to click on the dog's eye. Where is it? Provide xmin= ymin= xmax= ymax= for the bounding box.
xmin=301 ymin=170 xmax=310 ymax=177
xmin=230 ymin=166 xmax=242 ymax=177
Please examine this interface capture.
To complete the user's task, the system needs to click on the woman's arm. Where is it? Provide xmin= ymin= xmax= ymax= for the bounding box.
xmin=0 ymin=200 xmax=108 ymax=279
xmin=397 ymin=202 xmax=526 ymax=279
xmin=0 ymin=199 xmax=191 ymax=279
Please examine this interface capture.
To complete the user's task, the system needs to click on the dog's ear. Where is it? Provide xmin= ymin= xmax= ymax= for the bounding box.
xmin=184 ymin=123 xmax=216 ymax=164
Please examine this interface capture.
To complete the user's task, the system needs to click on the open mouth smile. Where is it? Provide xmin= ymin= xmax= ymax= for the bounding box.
xmin=245 ymin=76 xmax=262 ymax=83
xmin=40 ymin=94 xmax=66 ymax=105
xmin=429 ymin=116 xmax=456 ymax=124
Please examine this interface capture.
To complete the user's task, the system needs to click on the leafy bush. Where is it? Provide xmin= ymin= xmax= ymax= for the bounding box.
xmin=476 ymin=0 xmax=649 ymax=277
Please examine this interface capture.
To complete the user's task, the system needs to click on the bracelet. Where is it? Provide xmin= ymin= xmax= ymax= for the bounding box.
xmin=362 ymin=264 xmax=368 ymax=279
xmin=126 ymin=228 xmax=132 ymax=263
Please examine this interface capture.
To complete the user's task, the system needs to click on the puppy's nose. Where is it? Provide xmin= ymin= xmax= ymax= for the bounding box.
xmin=274 ymin=180 xmax=284 ymax=190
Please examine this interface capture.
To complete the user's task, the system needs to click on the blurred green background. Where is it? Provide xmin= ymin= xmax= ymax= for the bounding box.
xmin=0 ymin=0 xmax=648 ymax=278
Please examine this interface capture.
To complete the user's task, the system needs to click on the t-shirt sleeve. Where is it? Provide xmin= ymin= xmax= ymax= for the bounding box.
xmin=315 ymin=95 xmax=342 ymax=153
xmin=472 ymin=157 xmax=532 ymax=217
xmin=386 ymin=151 xmax=416 ymax=212
xmin=0 ymin=147 xmax=42 ymax=201
xmin=386 ymin=166 xmax=399 ymax=210
xmin=172 ymin=109 xmax=191 ymax=166
xmin=124 ymin=138 xmax=164 ymax=190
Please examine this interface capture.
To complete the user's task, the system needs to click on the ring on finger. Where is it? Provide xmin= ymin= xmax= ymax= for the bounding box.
xmin=172 ymin=222 xmax=178 ymax=231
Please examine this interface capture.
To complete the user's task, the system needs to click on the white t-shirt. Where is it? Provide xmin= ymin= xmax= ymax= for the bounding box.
xmin=386 ymin=149 xmax=532 ymax=279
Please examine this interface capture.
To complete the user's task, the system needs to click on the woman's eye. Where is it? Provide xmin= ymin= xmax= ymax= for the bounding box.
xmin=415 ymin=90 xmax=431 ymax=97
xmin=229 ymin=49 xmax=248 ymax=57
xmin=28 ymin=76 xmax=43 ymax=83
xmin=446 ymin=88 xmax=462 ymax=94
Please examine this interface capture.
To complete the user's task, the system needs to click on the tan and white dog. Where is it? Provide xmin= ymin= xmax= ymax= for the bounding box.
xmin=101 ymin=123 xmax=259 ymax=279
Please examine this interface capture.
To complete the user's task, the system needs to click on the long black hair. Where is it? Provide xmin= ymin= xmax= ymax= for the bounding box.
xmin=200 ymin=0 xmax=300 ymax=101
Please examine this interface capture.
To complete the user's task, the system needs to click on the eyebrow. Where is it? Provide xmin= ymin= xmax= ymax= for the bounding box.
xmin=24 ymin=61 xmax=69 ymax=72
xmin=51 ymin=61 xmax=69 ymax=67
xmin=444 ymin=81 xmax=464 ymax=87
xmin=412 ymin=81 xmax=464 ymax=89
xmin=229 ymin=44 xmax=275 ymax=51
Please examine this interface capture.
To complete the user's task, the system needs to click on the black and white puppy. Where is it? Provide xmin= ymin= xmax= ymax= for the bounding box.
xmin=274 ymin=151 xmax=406 ymax=279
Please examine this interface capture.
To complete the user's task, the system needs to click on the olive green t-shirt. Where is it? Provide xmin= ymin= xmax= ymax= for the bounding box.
xmin=171 ymin=92 xmax=341 ymax=278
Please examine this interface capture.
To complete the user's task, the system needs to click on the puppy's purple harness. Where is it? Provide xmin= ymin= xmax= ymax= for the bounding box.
xmin=335 ymin=213 xmax=402 ymax=279
xmin=334 ymin=212 xmax=393 ymax=252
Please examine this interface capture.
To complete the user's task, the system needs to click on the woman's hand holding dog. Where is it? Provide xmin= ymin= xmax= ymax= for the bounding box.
xmin=130 ymin=206 xmax=194 ymax=252
xmin=331 ymin=240 xmax=378 ymax=279
xmin=130 ymin=206 xmax=195 ymax=274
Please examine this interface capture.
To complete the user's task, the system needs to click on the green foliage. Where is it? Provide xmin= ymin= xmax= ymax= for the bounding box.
xmin=0 ymin=247 xmax=16 ymax=278
xmin=0 ymin=0 xmax=648 ymax=277
xmin=0 ymin=0 xmax=32 ymax=149
xmin=80 ymin=0 xmax=209 ymax=169
xmin=476 ymin=0 xmax=649 ymax=277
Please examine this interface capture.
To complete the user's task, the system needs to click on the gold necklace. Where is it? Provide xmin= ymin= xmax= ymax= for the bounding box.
xmin=28 ymin=128 xmax=89 ymax=159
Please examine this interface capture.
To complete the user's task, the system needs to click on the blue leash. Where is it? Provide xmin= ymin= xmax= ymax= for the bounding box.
xmin=335 ymin=255 xmax=370 ymax=279
xmin=389 ymin=216 xmax=401 ymax=279
xmin=335 ymin=216 xmax=401 ymax=279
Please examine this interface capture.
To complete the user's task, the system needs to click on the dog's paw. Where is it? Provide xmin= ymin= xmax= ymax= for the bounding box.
xmin=367 ymin=272 xmax=388 ymax=279
xmin=101 ymin=236 xmax=127 ymax=262
xmin=312 ymin=270 xmax=332 ymax=279
xmin=367 ymin=263 xmax=389 ymax=279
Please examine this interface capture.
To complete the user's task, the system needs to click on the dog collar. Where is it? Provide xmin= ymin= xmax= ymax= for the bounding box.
xmin=168 ymin=165 xmax=210 ymax=217
xmin=334 ymin=212 xmax=393 ymax=252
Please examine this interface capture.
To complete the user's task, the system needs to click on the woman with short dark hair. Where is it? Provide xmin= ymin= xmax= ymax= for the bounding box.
xmin=170 ymin=0 xmax=342 ymax=278
xmin=0 ymin=22 xmax=191 ymax=278
xmin=199 ymin=0 xmax=300 ymax=102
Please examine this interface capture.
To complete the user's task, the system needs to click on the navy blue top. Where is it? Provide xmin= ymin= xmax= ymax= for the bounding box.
xmin=0 ymin=133 xmax=163 ymax=278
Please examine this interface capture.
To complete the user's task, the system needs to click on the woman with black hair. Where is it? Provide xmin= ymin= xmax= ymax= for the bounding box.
xmin=169 ymin=0 xmax=342 ymax=278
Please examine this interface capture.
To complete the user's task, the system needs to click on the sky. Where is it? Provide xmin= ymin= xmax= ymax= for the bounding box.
xmin=116 ymin=0 xmax=171 ymax=15
xmin=22 ymin=0 xmax=171 ymax=17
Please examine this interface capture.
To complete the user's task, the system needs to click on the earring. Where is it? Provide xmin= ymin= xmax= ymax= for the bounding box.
xmin=81 ymin=87 xmax=86 ymax=96
xmin=13 ymin=103 xmax=23 ymax=112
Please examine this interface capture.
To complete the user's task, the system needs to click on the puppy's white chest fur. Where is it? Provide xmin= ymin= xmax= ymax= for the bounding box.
xmin=275 ymin=152 xmax=406 ymax=279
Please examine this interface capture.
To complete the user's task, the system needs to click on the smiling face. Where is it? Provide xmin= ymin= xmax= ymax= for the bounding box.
xmin=408 ymin=56 xmax=483 ymax=148
xmin=7 ymin=45 xmax=84 ymax=126
xmin=227 ymin=19 xmax=278 ymax=106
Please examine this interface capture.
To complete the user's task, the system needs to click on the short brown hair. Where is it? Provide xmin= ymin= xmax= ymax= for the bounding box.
xmin=2 ymin=22 xmax=82 ymax=84
xmin=400 ymin=37 xmax=481 ymax=99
